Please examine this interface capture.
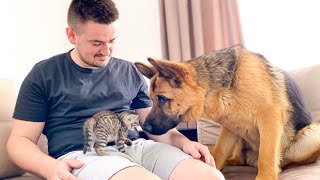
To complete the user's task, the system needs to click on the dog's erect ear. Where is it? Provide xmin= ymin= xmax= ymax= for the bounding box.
xmin=148 ymin=58 xmax=185 ymax=79
xmin=148 ymin=57 xmax=187 ymax=87
xmin=135 ymin=62 xmax=157 ymax=79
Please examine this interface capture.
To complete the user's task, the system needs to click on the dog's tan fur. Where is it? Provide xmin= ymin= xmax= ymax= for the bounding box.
xmin=135 ymin=45 xmax=320 ymax=180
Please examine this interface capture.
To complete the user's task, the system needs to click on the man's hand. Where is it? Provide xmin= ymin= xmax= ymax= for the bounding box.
xmin=46 ymin=159 xmax=84 ymax=180
xmin=182 ymin=141 xmax=216 ymax=167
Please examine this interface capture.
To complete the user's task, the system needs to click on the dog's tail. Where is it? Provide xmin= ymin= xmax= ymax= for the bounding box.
xmin=283 ymin=121 xmax=320 ymax=167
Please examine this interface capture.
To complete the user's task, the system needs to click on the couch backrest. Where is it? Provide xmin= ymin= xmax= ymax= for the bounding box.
xmin=290 ymin=64 xmax=320 ymax=122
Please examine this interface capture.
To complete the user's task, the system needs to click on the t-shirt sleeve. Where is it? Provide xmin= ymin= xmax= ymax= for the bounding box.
xmin=13 ymin=65 xmax=48 ymax=122
xmin=130 ymin=70 xmax=153 ymax=109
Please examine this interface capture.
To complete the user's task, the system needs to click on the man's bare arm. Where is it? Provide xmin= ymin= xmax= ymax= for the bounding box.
xmin=7 ymin=120 xmax=57 ymax=178
xmin=7 ymin=119 xmax=83 ymax=179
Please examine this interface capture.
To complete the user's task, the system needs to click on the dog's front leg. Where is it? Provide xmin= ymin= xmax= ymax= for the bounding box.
xmin=211 ymin=126 xmax=240 ymax=170
xmin=256 ymin=123 xmax=283 ymax=180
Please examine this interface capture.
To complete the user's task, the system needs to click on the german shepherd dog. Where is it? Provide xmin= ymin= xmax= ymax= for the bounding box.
xmin=135 ymin=45 xmax=320 ymax=180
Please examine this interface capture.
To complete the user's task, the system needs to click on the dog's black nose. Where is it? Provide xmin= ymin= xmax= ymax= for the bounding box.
xmin=142 ymin=124 xmax=152 ymax=133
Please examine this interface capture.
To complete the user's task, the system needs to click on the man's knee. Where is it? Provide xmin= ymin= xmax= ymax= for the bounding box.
xmin=169 ymin=158 xmax=225 ymax=180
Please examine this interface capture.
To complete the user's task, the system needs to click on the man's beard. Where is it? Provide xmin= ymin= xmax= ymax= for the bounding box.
xmin=78 ymin=51 xmax=108 ymax=68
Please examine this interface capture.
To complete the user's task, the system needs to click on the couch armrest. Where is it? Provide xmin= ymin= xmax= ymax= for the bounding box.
xmin=0 ymin=79 xmax=26 ymax=179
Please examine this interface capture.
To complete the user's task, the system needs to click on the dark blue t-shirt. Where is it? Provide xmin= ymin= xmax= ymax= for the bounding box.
xmin=13 ymin=50 xmax=153 ymax=158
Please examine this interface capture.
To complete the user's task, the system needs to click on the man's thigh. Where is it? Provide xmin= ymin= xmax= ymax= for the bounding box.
xmin=58 ymin=148 xmax=139 ymax=180
xmin=58 ymin=139 xmax=192 ymax=180
xmin=126 ymin=139 xmax=192 ymax=180
xmin=169 ymin=158 xmax=225 ymax=180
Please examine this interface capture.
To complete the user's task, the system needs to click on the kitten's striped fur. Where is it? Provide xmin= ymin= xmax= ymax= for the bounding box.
xmin=83 ymin=110 xmax=140 ymax=156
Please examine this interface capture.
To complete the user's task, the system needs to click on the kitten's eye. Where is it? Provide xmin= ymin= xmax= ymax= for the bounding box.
xmin=157 ymin=95 xmax=170 ymax=105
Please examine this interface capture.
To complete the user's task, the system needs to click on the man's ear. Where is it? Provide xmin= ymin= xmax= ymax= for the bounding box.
xmin=134 ymin=61 xmax=157 ymax=79
xmin=66 ymin=27 xmax=76 ymax=44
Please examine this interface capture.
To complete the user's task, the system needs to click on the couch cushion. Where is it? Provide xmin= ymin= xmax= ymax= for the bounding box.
xmin=0 ymin=79 xmax=25 ymax=179
xmin=279 ymin=160 xmax=320 ymax=180
xmin=221 ymin=160 xmax=320 ymax=180
xmin=289 ymin=64 xmax=320 ymax=122
xmin=0 ymin=79 xmax=49 ymax=179
xmin=3 ymin=173 xmax=42 ymax=180
xmin=197 ymin=119 xmax=221 ymax=145
xmin=0 ymin=121 xmax=25 ymax=179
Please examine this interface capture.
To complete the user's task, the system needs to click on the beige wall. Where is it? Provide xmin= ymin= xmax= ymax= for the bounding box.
xmin=0 ymin=0 xmax=161 ymax=92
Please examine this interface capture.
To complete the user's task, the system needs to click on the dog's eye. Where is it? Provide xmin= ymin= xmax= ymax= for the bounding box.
xmin=157 ymin=95 xmax=169 ymax=104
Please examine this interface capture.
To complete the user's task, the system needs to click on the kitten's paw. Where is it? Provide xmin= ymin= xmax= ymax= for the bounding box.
xmin=97 ymin=151 xmax=110 ymax=156
xmin=126 ymin=142 xmax=132 ymax=146
xmin=83 ymin=147 xmax=91 ymax=154
xmin=125 ymin=139 xmax=132 ymax=146
xmin=120 ymin=148 xmax=126 ymax=153
xmin=95 ymin=148 xmax=110 ymax=156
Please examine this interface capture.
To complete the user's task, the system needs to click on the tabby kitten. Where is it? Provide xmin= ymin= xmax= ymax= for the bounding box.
xmin=83 ymin=110 xmax=140 ymax=156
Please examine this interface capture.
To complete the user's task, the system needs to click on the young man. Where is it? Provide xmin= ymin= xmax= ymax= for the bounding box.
xmin=7 ymin=0 xmax=224 ymax=179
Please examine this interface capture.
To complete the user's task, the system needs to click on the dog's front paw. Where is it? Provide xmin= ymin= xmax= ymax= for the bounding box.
xmin=256 ymin=173 xmax=278 ymax=180
xmin=225 ymin=157 xmax=245 ymax=166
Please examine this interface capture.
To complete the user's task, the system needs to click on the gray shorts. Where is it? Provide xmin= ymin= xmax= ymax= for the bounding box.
xmin=58 ymin=138 xmax=191 ymax=180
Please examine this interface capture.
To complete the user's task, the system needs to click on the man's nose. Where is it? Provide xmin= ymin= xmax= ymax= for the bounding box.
xmin=101 ymin=43 xmax=111 ymax=56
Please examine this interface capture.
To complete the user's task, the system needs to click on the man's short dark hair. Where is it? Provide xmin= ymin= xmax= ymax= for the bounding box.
xmin=67 ymin=0 xmax=119 ymax=31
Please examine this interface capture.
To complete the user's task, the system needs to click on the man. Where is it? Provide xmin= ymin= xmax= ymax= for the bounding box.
xmin=7 ymin=0 xmax=224 ymax=179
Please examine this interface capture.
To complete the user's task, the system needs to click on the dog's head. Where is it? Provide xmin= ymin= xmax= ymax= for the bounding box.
xmin=135 ymin=58 xmax=206 ymax=135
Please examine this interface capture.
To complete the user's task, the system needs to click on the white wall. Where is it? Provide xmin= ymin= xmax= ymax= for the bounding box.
xmin=114 ymin=0 xmax=162 ymax=62
xmin=238 ymin=0 xmax=320 ymax=70
xmin=1 ymin=1 xmax=72 ymax=89
xmin=3 ymin=0 xmax=318 ymax=92
xmin=0 ymin=0 xmax=161 ymax=91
